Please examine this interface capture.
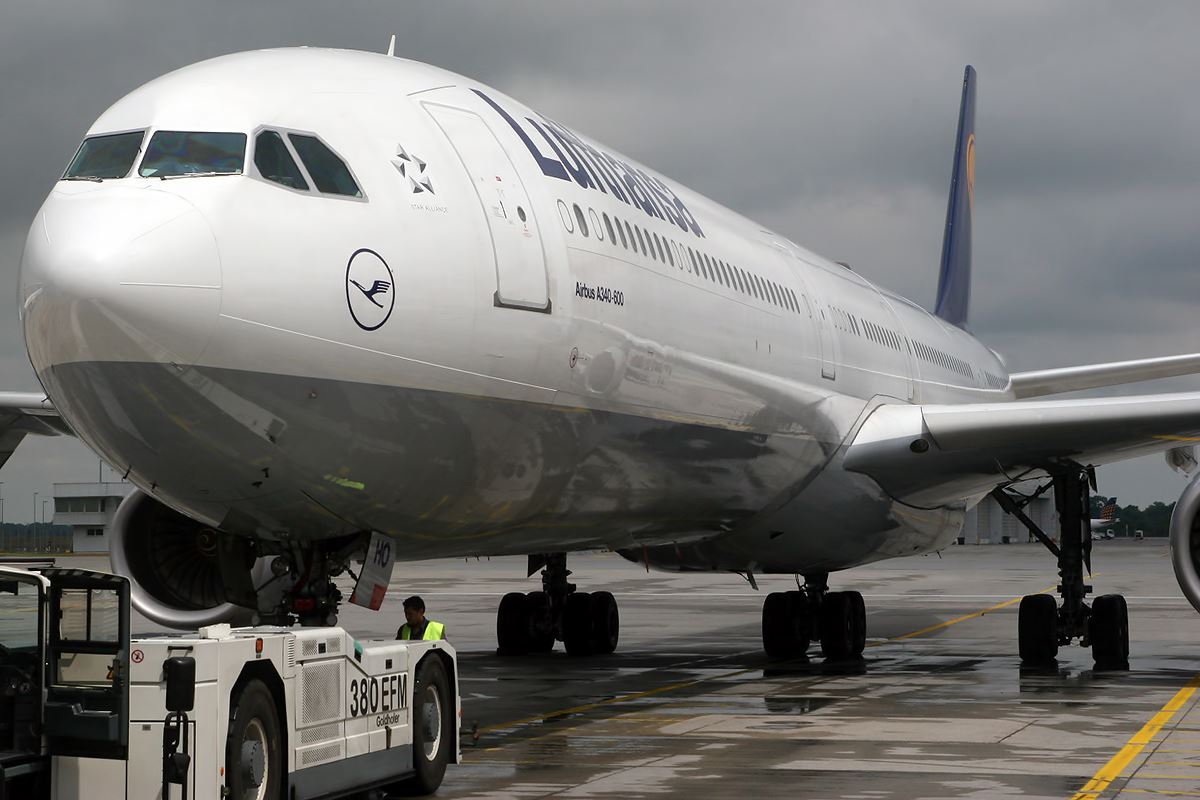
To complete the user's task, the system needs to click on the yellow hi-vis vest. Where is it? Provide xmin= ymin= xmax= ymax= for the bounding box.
xmin=397 ymin=620 xmax=445 ymax=641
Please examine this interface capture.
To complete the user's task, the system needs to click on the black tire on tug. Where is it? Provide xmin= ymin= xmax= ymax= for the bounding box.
xmin=845 ymin=590 xmax=867 ymax=657
xmin=762 ymin=591 xmax=809 ymax=658
xmin=590 ymin=591 xmax=620 ymax=655
xmin=497 ymin=592 xmax=530 ymax=655
xmin=398 ymin=656 xmax=452 ymax=796
xmin=1091 ymin=594 xmax=1130 ymax=668
xmin=563 ymin=591 xmax=594 ymax=656
xmin=226 ymin=679 xmax=281 ymax=800
xmin=526 ymin=590 xmax=556 ymax=653
xmin=1018 ymin=594 xmax=1059 ymax=664
xmin=820 ymin=591 xmax=855 ymax=660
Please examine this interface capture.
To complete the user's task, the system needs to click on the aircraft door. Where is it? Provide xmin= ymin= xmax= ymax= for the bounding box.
xmin=424 ymin=103 xmax=551 ymax=312
xmin=770 ymin=242 xmax=837 ymax=379
xmin=0 ymin=567 xmax=49 ymax=798
xmin=876 ymin=297 xmax=917 ymax=401
xmin=813 ymin=300 xmax=838 ymax=381
xmin=41 ymin=569 xmax=130 ymax=761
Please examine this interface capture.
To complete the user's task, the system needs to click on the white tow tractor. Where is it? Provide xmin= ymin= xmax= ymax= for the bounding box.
xmin=0 ymin=566 xmax=460 ymax=799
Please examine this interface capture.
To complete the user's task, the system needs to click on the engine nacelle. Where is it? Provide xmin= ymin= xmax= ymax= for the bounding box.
xmin=109 ymin=489 xmax=256 ymax=629
xmin=1170 ymin=472 xmax=1200 ymax=613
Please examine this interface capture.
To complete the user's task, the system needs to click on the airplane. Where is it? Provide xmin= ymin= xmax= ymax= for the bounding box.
xmin=1090 ymin=497 xmax=1119 ymax=532
xmin=7 ymin=47 xmax=1200 ymax=668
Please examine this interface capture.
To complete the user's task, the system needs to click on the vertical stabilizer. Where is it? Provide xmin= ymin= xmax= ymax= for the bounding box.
xmin=934 ymin=66 xmax=977 ymax=327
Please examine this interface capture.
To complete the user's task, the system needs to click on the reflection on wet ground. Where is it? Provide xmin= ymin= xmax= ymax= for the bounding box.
xmin=60 ymin=541 xmax=1200 ymax=798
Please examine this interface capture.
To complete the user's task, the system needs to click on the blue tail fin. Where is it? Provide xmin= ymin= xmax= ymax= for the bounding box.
xmin=934 ymin=65 xmax=977 ymax=328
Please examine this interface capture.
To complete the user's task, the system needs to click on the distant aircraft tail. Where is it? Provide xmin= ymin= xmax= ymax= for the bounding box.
xmin=934 ymin=65 xmax=977 ymax=328
xmin=1100 ymin=497 xmax=1119 ymax=522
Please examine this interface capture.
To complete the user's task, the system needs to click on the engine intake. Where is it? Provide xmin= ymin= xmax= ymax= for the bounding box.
xmin=1170 ymin=472 xmax=1200 ymax=613
xmin=109 ymin=489 xmax=254 ymax=629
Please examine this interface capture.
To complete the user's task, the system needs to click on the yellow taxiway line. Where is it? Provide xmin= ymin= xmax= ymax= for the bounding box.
xmin=1072 ymin=673 xmax=1200 ymax=800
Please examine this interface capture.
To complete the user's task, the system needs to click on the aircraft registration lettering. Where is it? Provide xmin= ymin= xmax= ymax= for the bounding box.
xmin=473 ymin=90 xmax=704 ymax=239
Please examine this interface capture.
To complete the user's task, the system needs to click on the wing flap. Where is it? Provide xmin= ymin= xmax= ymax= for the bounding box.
xmin=1010 ymin=352 xmax=1200 ymax=398
xmin=844 ymin=392 xmax=1200 ymax=505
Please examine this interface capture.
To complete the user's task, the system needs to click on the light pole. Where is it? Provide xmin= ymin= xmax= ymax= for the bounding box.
xmin=41 ymin=499 xmax=48 ymax=552
xmin=32 ymin=492 xmax=37 ymax=553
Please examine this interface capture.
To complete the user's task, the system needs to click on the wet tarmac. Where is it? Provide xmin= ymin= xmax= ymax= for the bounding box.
xmin=68 ymin=539 xmax=1200 ymax=798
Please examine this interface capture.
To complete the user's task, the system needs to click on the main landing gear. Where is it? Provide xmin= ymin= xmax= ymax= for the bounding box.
xmin=496 ymin=553 xmax=620 ymax=657
xmin=992 ymin=465 xmax=1129 ymax=669
xmin=762 ymin=572 xmax=866 ymax=660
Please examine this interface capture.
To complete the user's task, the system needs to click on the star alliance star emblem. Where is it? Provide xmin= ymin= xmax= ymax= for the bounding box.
xmin=393 ymin=145 xmax=434 ymax=194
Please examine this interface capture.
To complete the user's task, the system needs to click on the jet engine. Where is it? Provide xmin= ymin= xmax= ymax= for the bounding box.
xmin=1170 ymin=472 xmax=1200 ymax=614
xmin=109 ymin=489 xmax=258 ymax=628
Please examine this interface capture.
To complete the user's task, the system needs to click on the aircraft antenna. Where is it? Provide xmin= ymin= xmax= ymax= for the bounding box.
xmin=386 ymin=34 xmax=396 ymax=57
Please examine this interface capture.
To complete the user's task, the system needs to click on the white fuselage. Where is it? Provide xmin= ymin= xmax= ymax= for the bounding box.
xmin=19 ymin=49 xmax=1011 ymax=574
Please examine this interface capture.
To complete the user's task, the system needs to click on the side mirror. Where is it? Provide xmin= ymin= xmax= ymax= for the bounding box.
xmin=163 ymin=656 xmax=196 ymax=713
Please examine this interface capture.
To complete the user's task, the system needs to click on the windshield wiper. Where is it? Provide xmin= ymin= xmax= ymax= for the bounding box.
xmin=158 ymin=171 xmax=238 ymax=180
xmin=61 ymin=175 xmax=104 ymax=182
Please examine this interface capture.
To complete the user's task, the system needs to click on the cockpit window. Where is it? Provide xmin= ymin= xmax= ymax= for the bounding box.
xmin=288 ymin=134 xmax=362 ymax=197
xmin=254 ymin=130 xmax=308 ymax=191
xmin=139 ymin=131 xmax=246 ymax=178
xmin=63 ymin=131 xmax=145 ymax=180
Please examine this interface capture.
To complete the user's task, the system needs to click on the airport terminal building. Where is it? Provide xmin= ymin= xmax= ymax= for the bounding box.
xmin=52 ymin=481 xmax=134 ymax=553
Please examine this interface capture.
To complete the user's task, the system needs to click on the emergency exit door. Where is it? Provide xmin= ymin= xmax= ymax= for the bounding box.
xmin=424 ymin=103 xmax=551 ymax=312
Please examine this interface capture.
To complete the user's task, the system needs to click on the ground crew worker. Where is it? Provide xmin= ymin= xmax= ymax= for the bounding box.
xmin=396 ymin=595 xmax=445 ymax=640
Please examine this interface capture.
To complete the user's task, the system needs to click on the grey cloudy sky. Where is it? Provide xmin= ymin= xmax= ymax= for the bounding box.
xmin=2 ymin=1 xmax=1199 ymax=521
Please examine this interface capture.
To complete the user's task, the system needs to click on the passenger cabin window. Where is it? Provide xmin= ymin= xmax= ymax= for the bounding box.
xmin=253 ymin=131 xmax=308 ymax=190
xmin=288 ymin=134 xmax=362 ymax=197
xmin=139 ymin=131 xmax=246 ymax=177
xmin=64 ymin=131 xmax=145 ymax=180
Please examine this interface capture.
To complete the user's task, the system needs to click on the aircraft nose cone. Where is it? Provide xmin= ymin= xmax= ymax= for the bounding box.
xmin=21 ymin=186 xmax=222 ymax=377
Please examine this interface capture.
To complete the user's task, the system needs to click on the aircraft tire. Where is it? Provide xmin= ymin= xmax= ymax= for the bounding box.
xmin=1018 ymin=594 xmax=1059 ymax=663
xmin=1090 ymin=594 xmax=1129 ymax=669
xmin=845 ymin=590 xmax=867 ymax=656
xmin=526 ymin=591 xmax=556 ymax=652
xmin=762 ymin=591 xmax=809 ymax=658
xmin=820 ymin=591 xmax=856 ymax=660
xmin=497 ymin=591 xmax=531 ymax=655
xmin=590 ymin=591 xmax=620 ymax=654
xmin=563 ymin=591 xmax=594 ymax=657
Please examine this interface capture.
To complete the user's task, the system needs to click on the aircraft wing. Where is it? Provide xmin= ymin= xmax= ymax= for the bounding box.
xmin=1010 ymin=352 xmax=1200 ymax=398
xmin=0 ymin=392 xmax=70 ymax=471
xmin=843 ymin=392 xmax=1200 ymax=506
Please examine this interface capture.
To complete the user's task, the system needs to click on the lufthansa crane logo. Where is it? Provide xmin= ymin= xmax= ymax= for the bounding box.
xmin=346 ymin=249 xmax=395 ymax=331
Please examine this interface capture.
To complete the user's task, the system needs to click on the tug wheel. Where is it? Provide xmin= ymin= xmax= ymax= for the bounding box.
xmin=226 ymin=679 xmax=280 ymax=800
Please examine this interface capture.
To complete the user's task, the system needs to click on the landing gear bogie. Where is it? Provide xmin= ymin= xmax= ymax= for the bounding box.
xmin=761 ymin=577 xmax=866 ymax=661
xmin=496 ymin=554 xmax=620 ymax=657
xmin=994 ymin=467 xmax=1131 ymax=669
